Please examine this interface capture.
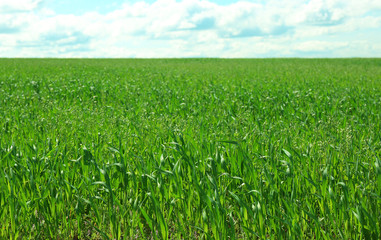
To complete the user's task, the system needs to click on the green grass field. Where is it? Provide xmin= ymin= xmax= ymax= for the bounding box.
xmin=1 ymin=59 xmax=380 ymax=239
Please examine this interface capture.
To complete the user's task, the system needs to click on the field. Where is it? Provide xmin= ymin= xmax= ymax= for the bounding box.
xmin=0 ymin=59 xmax=380 ymax=239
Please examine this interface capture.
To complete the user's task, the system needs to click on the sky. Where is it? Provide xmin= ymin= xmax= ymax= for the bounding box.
xmin=0 ymin=0 xmax=380 ymax=58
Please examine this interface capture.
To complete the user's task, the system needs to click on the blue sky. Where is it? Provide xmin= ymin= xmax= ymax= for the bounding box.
xmin=1 ymin=0 xmax=381 ymax=57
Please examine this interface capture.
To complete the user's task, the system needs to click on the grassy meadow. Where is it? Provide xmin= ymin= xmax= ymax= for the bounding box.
xmin=0 ymin=58 xmax=380 ymax=239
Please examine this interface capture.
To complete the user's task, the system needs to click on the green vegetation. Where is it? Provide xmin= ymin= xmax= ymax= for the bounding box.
xmin=0 ymin=59 xmax=380 ymax=239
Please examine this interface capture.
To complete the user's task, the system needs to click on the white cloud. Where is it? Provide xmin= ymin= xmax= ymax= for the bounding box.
xmin=0 ymin=0 xmax=43 ymax=12
xmin=0 ymin=0 xmax=380 ymax=57
xmin=293 ymin=40 xmax=348 ymax=52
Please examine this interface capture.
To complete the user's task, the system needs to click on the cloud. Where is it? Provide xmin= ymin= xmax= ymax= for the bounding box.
xmin=0 ymin=0 xmax=380 ymax=57
xmin=0 ymin=0 xmax=43 ymax=12
xmin=41 ymin=31 xmax=91 ymax=47
xmin=0 ymin=23 xmax=21 ymax=34
xmin=293 ymin=40 xmax=348 ymax=53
